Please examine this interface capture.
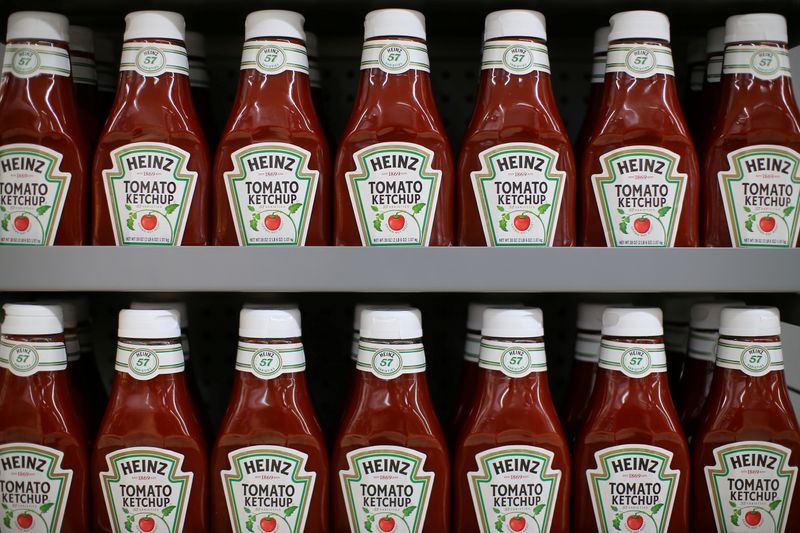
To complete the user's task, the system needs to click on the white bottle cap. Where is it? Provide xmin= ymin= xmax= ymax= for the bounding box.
xmin=118 ymin=309 xmax=181 ymax=339
xmin=353 ymin=303 xmax=368 ymax=331
xmin=482 ymin=307 xmax=544 ymax=338
xmin=593 ymin=26 xmax=611 ymax=54
xmin=706 ymin=26 xmax=726 ymax=54
xmin=245 ymin=10 xmax=305 ymax=41
xmin=577 ymin=303 xmax=628 ymax=331
xmin=2 ymin=304 xmax=63 ymax=335
xmin=185 ymin=30 xmax=205 ymax=58
xmin=360 ymin=306 xmax=423 ymax=340
xmin=608 ymin=11 xmax=670 ymax=43
xmin=603 ymin=307 xmax=663 ymax=337
xmin=364 ymin=9 xmax=426 ymax=40
xmin=726 ymin=14 xmax=787 ymax=45
xmin=720 ymin=306 xmax=781 ymax=337
xmin=467 ymin=302 xmax=524 ymax=331
xmin=37 ymin=300 xmax=77 ymax=329
xmin=690 ymin=301 xmax=746 ymax=330
xmin=69 ymin=25 xmax=94 ymax=53
xmin=124 ymin=11 xmax=185 ymax=42
xmin=483 ymin=10 xmax=546 ymax=42
xmin=239 ymin=306 xmax=302 ymax=338
xmin=7 ymin=11 xmax=70 ymax=42
xmin=130 ymin=301 xmax=188 ymax=329
xmin=306 ymin=30 xmax=319 ymax=57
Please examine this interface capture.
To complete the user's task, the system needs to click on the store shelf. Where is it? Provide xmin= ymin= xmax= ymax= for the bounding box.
xmin=0 ymin=247 xmax=798 ymax=293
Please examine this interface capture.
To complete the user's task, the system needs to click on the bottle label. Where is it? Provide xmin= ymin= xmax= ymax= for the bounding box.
xmin=346 ymin=142 xmax=442 ymax=246
xmin=188 ymin=59 xmax=209 ymax=88
xmin=0 ymin=339 xmax=67 ymax=376
xmin=102 ymin=142 xmax=198 ymax=246
xmin=119 ymin=42 xmax=189 ymax=77
xmin=574 ymin=331 xmax=602 ymax=363
xmin=468 ymin=445 xmax=562 ymax=533
xmin=221 ymin=445 xmax=317 ymax=533
xmin=0 ymin=144 xmax=72 ymax=246
xmin=587 ymin=444 xmax=680 ymax=533
xmin=478 ymin=340 xmax=547 ymax=377
xmin=599 ymin=341 xmax=667 ymax=378
xmin=470 ymin=143 xmax=566 ymax=246
xmin=723 ymin=44 xmax=791 ymax=81
xmin=606 ymin=43 xmax=675 ymax=78
xmin=715 ymin=339 xmax=783 ymax=377
xmin=360 ymin=39 xmax=430 ymax=74
xmin=707 ymin=53 xmax=723 ymax=83
xmin=356 ymin=341 xmax=426 ymax=379
xmin=114 ymin=341 xmax=185 ymax=380
xmin=687 ymin=330 xmax=717 ymax=362
xmin=99 ymin=447 xmax=193 ymax=533
xmin=235 ymin=341 xmax=305 ymax=379
xmin=592 ymin=53 xmax=607 ymax=83
xmin=464 ymin=330 xmax=480 ymax=363
xmin=224 ymin=143 xmax=319 ymax=246
xmin=718 ymin=145 xmax=800 ymax=248
xmin=480 ymin=40 xmax=550 ymax=75
xmin=240 ymin=40 xmax=309 ymax=76
xmin=3 ymin=44 xmax=71 ymax=79
xmin=71 ymin=54 xmax=97 ymax=85
xmin=340 ymin=446 xmax=434 ymax=533
xmin=690 ymin=64 xmax=705 ymax=91
xmin=705 ymin=441 xmax=797 ymax=533
xmin=591 ymin=146 xmax=688 ymax=247
xmin=0 ymin=443 xmax=73 ymax=532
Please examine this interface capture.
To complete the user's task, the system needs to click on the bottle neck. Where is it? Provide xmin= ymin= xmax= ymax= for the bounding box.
xmin=475 ymin=37 xmax=555 ymax=108
xmin=719 ymin=41 xmax=797 ymax=112
xmin=601 ymin=39 xmax=682 ymax=114
xmin=112 ymin=336 xmax=186 ymax=385
xmin=355 ymin=36 xmax=436 ymax=108
xmin=594 ymin=335 xmax=671 ymax=396
xmin=353 ymin=336 xmax=430 ymax=401
xmin=0 ymin=332 xmax=69 ymax=378
xmin=110 ymin=38 xmax=194 ymax=111
xmin=232 ymin=335 xmax=309 ymax=400
xmin=1 ymin=39 xmax=77 ymax=109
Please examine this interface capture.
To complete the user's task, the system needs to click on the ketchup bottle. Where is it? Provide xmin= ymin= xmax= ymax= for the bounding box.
xmin=458 ymin=10 xmax=575 ymax=247
xmin=334 ymin=9 xmax=454 ymax=246
xmin=92 ymin=309 xmax=207 ymax=531
xmin=451 ymin=303 xmax=490 ymax=441
xmin=677 ymin=301 xmax=742 ymax=439
xmin=696 ymin=26 xmax=725 ymax=158
xmin=69 ymin=25 xmax=100 ymax=145
xmin=562 ymin=303 xmax=611 ymax=444
xmin=454 ymin=307 xmax=570 ymax=532
xmin=93 ymin=11 xmax=210 ymax=246
xmin=185 ymin=31 xmax=215 ymax=149
xmin=332 ymin=307 xmax=449 ymax=532
xmin=574 ymin=26 xmax=610 ymax=166
xmin=692 ymin=306 xmax=800 ymax=531
xmin=213 ymin=10 xmax=330 ymax=247
xmin=211 ymin=306 xmax=328 ymax=531
xmin=572 ymin=307 xmax=690 ymax=532
xmin=703 ymin=14 xmax=800 ymax=248
xmin=579 ymin=11 xmax=700 ymax=247
xmin=0 ymin=304 xmax=90 ymax=530
xmin=0 ymin=11 xmax=89 ymax=246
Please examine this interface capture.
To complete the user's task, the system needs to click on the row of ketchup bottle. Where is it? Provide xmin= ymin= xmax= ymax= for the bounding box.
xmin=2 ymin=8 xmax=799 ymax=249
xmin=1 ymin=300 xmax=798 ymax=531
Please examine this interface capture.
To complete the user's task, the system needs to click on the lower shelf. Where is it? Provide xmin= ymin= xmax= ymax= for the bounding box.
xmin=1 ymin=247 xmax=798 ymax=292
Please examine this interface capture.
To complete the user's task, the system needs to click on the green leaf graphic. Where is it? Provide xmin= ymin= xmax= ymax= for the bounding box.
xmin=494 ymin=518 xmax=504 ymax=532
xmin=537 ymin=203 xmax=551 ymax=214
xmin=651 ymin=503 xmax=664 ymax=514
xmin=619 ymin=220 xmax=628 ymax=234
xmin=125 ymin=515 xmax=134 ymax=532
xmin=364 ymin=517 xmax=373 ymax=532
xmin=123 ymin=508 xmax=130 ymax=514
xmin=499 ymin=217 xmax=508 ymax=231
xmin=373 ymin=217 xmax=382 ymax=231
xmin=244 ymin=507 xmax=252 ymax=514
xmin=249 ymin=218 xmax=258 ymax=231
xmin=165 ymin=203 xmax=179 ymax=215
xmin=288 ymin=203 xmax=302 ymax=214
xmin=162 ymin=505 xmax=176 ymax=517
xmin=126 ymin=217 xmax=135 ymax=231
xmin=497 ymin=205 xmax=505 ymax=212
xmin=246 ymin=514 xmax=255 ymax=532
xmin=370 ymin=205 xmax=379 ymax=212
xmin=403 ymin=505 xmax=417 ymax=517
xmin=285 ymin=505 xmax=298 ymax=517
xmin=412 ymin=203 xmax=425 ymax=215
xmin=617 ymin=208 xmax=625 ymax=215
xmin=40 ymin=502 xmax=54 ymax=513
xmin=533 ymin=504 xmax=545 ymax=516
xmin=743 ymin=206 xmax=751 ymax=213
xmin=745 ymin=219 xmax=754 ymax=232
xmin=125 ymin=204 xmax=132 ymax=211
xmin=248 ymin=205 xmax=256 ymax=212
xmin=770 ymin=499 xmax=782 ymax=511
xmin=657 ymin=206 xmax=671 ymax=218
xmin=729 ymin=501 xmax=737 ymax=508
xmin=612 ymin=514 xmax=622 ymax=531
xmin=611 ymin=506 xmax=619 ymax=512
xmin=784 ymin=206 xmax=795 ymax=217
xmin=492 ymin=507 xmax=501 ymax=514
xmin=1 ymin=219 xmax=7 ymax=232
xmin=3 ymin=513 xmax=10 ymax=528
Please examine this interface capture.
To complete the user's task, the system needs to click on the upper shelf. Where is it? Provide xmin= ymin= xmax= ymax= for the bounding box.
xmin=1 ymin=247 xmax=798 ymax=293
